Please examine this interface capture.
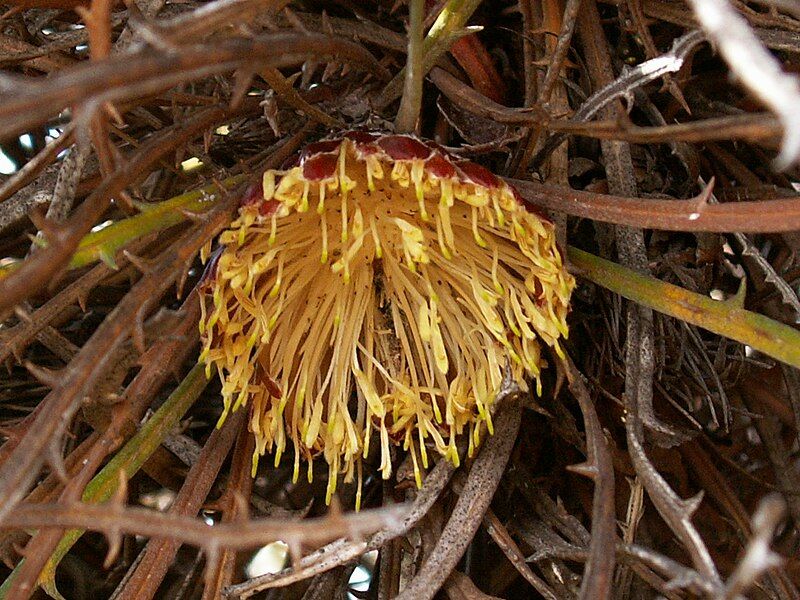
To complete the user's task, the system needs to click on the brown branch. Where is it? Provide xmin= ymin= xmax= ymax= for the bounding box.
xmin=0 ymin=33 xmax=388 ymax=141
xmin=200 ymin=420 xmax=255 ymax=600
xmin=112 ymin=411 xmax=245 ymax=600
xmin=0 ymin=198 xmax=236 ymax=524
xmin=395 ymin=383 xmax=522 ymax=600
xmin=563 ymin=356 xmax=616 ymax=600
xmin=0 ymin=500 xmax=408 ymax=555
xmin=508 ymin=178 xmax=800 ymax=233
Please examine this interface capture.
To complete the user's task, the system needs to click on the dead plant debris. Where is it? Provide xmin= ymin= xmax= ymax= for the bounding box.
xmin=0 ymin=0 xmax=800 ymax=599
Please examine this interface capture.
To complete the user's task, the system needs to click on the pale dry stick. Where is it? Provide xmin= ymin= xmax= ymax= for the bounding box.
xmin=223 ymin=456 xmax=457 ymax=598
xmin=686 ymin=0 xmax=800 ymax=167
xmin=539 ymin=541 xmax=715 ymax=596
xmin=394 ymin=390 xmax=522 ymax=600
xmin=722 ymin=494 xmax=786 ymax=600
xmin=41 ymin=141 xmax=92 ymax=223
xmin=430 ymin=67 xmax=784 ymax=144
xmin=625 ymin=414 xmax=723 ymax=590
xmin=531 ymin=28 xmax=706 ymax=169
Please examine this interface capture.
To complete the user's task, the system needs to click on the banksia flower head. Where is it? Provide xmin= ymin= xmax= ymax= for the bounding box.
xmin=199 ymin=131 xmax=574 ymax=504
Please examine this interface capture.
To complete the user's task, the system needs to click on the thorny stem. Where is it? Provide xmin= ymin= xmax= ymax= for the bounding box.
xmin=563 ymin=357 xmax=615 ymax=600
xmin=3 ymin=419 xmax=118 ymax=600
xmin=0 ymin=199 xmax=236 ymax=525
xmin=395 ymin=388 xmax=522 ymax=600
xmin=511 ymin=178 xmax=800 ymax=233
xmin=569 ymin=247 xmax=800 ymax=370
xmin=0 ymin=363 xmax=209 ymax=597
xmin=0 ymin=105 xmax=239 ymax=318
xmin=395 ymin=0 xmax=425 ymax=133
xmin=70 ymin=176 xmax=246 ymax=270
xmin=624 ymin=412 xmax=723 ymax=588
xmin=0 ymin=501 xmax=409 ymax=564
xmin=0 ymin=120 xmax=309 ymax=280
xmin=0 ymin=33 xmax=388 ymax=141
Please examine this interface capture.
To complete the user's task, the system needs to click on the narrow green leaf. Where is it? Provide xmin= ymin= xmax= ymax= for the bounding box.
xmin=568 ymin=246 xmax=800 ymax=369
xmin=0 ymin=364 xmax=208 ymax=599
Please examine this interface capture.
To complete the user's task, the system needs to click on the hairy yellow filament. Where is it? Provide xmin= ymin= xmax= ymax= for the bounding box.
xmin=200 ymin=139 xmax=574 ymax=500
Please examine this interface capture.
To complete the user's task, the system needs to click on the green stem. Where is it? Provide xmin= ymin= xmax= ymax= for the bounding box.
xmin=568 ymin=246 xmax=800 ymax=369
xmin=395 ymin=0 xmax=426 ymax=133
xmin=0 ymin=364 xmax=209 ymax=599
xmin=0 ymin=176 xmax=244 ymax=278
xmin=376 ymin=0 xmax=485 ymax=109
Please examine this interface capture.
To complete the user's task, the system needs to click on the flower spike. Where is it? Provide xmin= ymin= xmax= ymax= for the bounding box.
xmin=199 ymin=132 xmax=575 ymax=502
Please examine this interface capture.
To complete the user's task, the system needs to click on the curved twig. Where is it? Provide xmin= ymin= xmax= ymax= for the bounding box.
xmin=563 ymin=357 xmax=616 ymax=600
xmin=0 ymin=198 xmax=237 ymax=524
xmin=0 ymin=500 xmax=408 ymax=556
xmin=224 ymin=456 xmax=456 ymax=598
xmin=395 ymin=386 xmax=522 ymax=600
xmin=0 ymin=33 xmax=388 ymax=140
xmin=510 ymin=178 xmax=800 ymax=233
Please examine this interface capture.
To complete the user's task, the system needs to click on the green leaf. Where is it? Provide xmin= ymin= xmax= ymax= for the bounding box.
xmin=568 ymin=246 xmax=800 ymax=369
xmin=0 ymin=364 xmax=208 ymax=599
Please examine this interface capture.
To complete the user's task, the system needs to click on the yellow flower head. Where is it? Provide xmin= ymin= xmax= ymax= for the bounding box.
xmin=199 ymin=132 xmax=574 ymax=505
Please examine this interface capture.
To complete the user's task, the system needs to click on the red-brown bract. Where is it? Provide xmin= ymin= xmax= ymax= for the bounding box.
xmin=198 ymin=131 xmax=575 ymax=506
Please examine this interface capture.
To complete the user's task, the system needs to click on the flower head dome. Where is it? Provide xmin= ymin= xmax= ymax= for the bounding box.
xmin=199 ymin=132 xmax=574 ymax=505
